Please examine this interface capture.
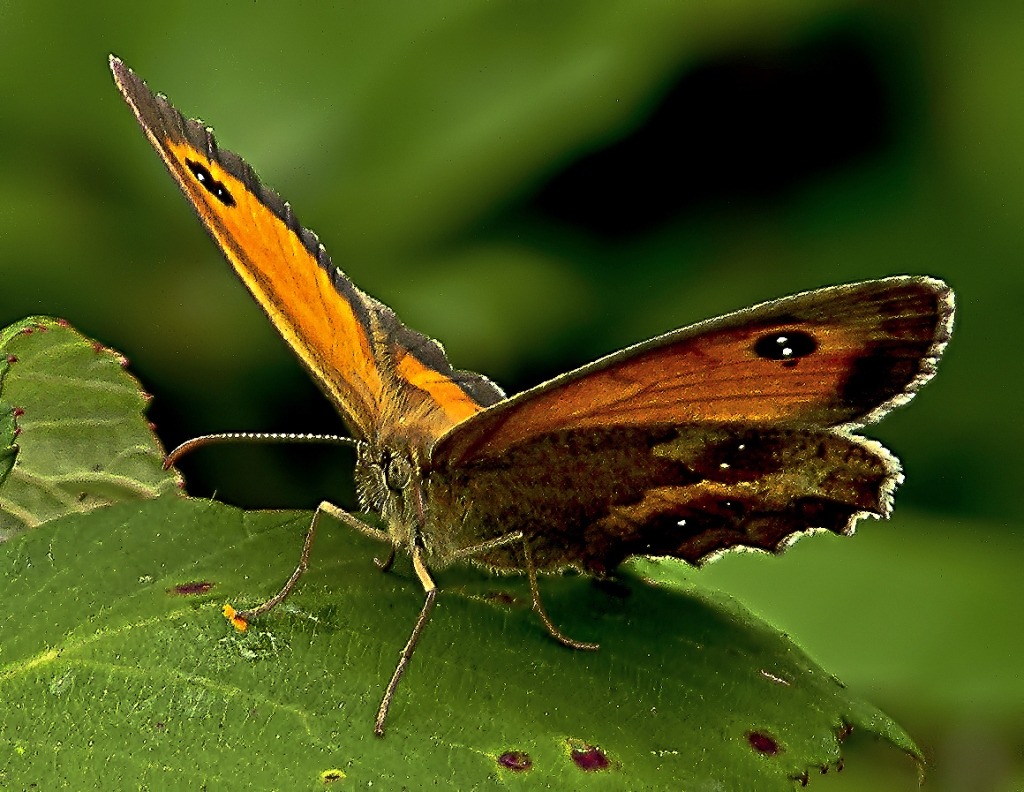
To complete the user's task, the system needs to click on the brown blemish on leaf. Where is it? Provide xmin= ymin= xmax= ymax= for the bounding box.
xmin=6 ymin=355 xmax=17 ymax=363
xmin=747 ymin=731 xmax=781 ymax=755
xmin=568 ymin=740 xmax=611 ymax=771
xmin=497 ymin=751 xmax=532 ymax=772
xmin=593 ymin=577 xmax=632 ymax=599
xmin=13 ymin=408 xmax=24 ymax=417
xmin=167 ymin=581 xmax=215 ymax=596
xmin=836 ymin=723 xmax=853 ymax=742
xmin=793 ymin=770 xmax=810 ymax=787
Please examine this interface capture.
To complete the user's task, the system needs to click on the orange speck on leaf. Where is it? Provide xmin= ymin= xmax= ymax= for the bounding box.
xmin=223 ymin=604 xmax=248 ymax=632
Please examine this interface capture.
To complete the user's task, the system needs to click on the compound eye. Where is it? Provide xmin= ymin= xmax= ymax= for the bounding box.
xmin=385 ymin=455 xmax=412 ymax=491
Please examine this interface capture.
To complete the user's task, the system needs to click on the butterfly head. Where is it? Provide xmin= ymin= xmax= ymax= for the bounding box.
xmin=354 ymin=442 xmax=426 ymax=552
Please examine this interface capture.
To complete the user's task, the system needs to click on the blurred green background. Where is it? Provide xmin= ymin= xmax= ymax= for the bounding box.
xmin=1 ymin=1 xmax=1020 ymax=788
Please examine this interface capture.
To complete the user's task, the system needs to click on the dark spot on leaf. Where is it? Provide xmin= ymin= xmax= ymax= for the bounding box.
xmin=569 ymin=742 xmax=610 ymax=771
xmin=36 ymin=324 xmax=47 ymax=332
xmin=13 ymin=408 xmax=24 ymax=417
xmin=320 ymin=769 xmax=346 ymax=783
xmin=484 ymin=591 xmax=517 ymax=605
xmin=57 ymin=318 xmax=70 ymax=327
xmin=836 ymin=723 xmax=853 ymax=742
xmin=836 ymin=758 xmax=844 ymax=772
xmin=13 ymin=427 xmax=21 ymax=437
xmin=169 ymin=581 xmax=215 ymax=596
xmin=76 ymin=492 xmax=87 ymax=503
xmin=92 ymin=342 xmax=103 ymax=353
xmin=6 ymin=355 xmax=17 ymax=363
xmin=793 ymin=771 xmax=810 ymax=786
xmin=20 ymin=327 xmax=33 ymax=335
xmin=747 ymin=731 xmax=781 ymax=755
xmin=155 ymin=721 xmax=165 ymax=730
xmin=497 ymin=751 xmax=532 ymax=772
xmin=593 ymin=577 xmax=632 ymax=599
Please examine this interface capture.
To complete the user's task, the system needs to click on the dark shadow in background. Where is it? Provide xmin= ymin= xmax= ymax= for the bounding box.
xmin=529 ymin=31 xmax=892 ymax=238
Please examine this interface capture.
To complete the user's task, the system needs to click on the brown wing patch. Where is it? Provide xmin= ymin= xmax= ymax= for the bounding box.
xmin=585 ymin=426 xmax=895 ymax=568
xmin=111 ymin=57 xmax=503 ymax=444
xmin=433 ymin=278 xmax=953 ymax=466
xmin=426 ymin=424 xmax=896 ymax=573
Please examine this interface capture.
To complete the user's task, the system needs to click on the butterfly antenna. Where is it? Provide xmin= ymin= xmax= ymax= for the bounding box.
xmin=164 ymin=432 xmax=363 ymax=470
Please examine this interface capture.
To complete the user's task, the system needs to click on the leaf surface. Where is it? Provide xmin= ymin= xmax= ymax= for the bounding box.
xmin=0 ymin=317 xmax=181 ymax=539
xmin=0 ymin=495 xmax=920 ymax=790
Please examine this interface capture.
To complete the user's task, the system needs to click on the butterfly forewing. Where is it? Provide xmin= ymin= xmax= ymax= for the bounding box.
xmin=432 ymin=277 xmax=953 ymax=468
xmin=110 ymin=57 xmax=502 ymax=447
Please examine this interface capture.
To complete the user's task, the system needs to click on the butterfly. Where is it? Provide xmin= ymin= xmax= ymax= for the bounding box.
xmin=110 ymin=55 xmax=954 ymax=736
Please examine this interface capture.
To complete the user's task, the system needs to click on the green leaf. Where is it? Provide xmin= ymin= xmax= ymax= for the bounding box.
xmin=0 ymin=395 xmax=18 ymax=492
xmin=0 ymin=317 xmax=181 ymax=540
xmin=0 ymin=495 xmax=920 ymax=789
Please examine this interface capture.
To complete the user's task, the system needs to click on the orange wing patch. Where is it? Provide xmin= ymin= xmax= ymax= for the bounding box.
xmin=111 ymin=57 xmax=502 ymax=446
xmin=164 ymin=139 xmax=386 ymax=436
xmin=434 ymin=278 xmax=952 ymax=466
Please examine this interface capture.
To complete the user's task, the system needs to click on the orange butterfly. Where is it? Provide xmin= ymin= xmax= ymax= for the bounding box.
xmin=111 ymin=56 xmax=954 ymax=736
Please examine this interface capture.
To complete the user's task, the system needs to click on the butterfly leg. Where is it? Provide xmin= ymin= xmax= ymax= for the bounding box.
xmin=375 ymin=543 xmax=436 ymax=737
xmin=235 ymin=501 xmax=390 ymax=622
xmin=448 ymin=530 xmax=525 ymax=561
xmin=522 ymin=539 xmax=599 ymax=652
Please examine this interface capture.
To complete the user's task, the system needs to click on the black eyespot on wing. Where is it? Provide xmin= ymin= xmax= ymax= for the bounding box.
xmin=753 ymin=330 xmax=817 ymax=366
xmin=185 ymin=159 xmax=236 ymax=207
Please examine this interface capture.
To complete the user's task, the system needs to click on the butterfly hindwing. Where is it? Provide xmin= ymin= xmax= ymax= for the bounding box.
xmin=428 ymin=423 xmax=897 ymax=573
